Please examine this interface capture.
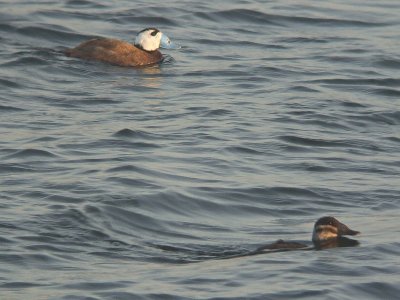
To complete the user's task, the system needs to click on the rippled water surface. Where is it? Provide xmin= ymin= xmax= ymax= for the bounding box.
xmin=1 ymin=0 xmax=400 ymax=299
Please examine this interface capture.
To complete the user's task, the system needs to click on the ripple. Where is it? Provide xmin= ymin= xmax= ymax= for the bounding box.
xmin=4 ymin=149 xmax=58 ymax=159
xmin=341 ymin=282 xmax=400 ymax=299
xmin=311 ymin=78 xmax=400 ymax=87
xmin=0 ymin=78 xmax=21 ymax=89
xmin=371 ymin=88 xmax=400 ymax=97
xmin=195 ymin=9 xmax=388 ymax=27
xmin=106 ymin=176 xmax=161 ymax=189
xmin=112 ymin=128 xmax=160 ymax=139
xmin=0 ymin=104 xmax=25 ymax=112
xmin=16 ymin=25 xmax=85 ymax=42
xmin=0 ymin=281 xmax=49 ymax=289
xmin=280 ymin=135 xmax=345 ymax=148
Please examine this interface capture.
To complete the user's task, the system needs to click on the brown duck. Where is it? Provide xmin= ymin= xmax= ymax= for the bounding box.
xmin=65 ymin=28 xmax=179 ymax=67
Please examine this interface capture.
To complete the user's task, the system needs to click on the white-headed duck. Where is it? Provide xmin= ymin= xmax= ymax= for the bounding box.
xmin=65 ymin=28 xmax=179 ymax=67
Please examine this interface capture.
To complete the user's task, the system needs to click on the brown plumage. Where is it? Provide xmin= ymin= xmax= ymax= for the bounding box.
xmin=65 ymin=38 xmax=163 ymax=67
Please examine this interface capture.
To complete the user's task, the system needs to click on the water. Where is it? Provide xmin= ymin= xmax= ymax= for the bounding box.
xmin=1 ymin=0 xmax=400 ymax=299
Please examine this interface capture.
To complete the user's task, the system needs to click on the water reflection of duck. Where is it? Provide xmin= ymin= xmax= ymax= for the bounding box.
xmin=257 ymin=216 xmax=360 ymax=252
xmin=65 ymin=28 xmax=179 ymax=67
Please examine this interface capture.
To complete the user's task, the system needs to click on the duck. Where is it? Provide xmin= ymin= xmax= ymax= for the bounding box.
xmin=65 ymin=28 xmax=179 ymax=67
xmin=256 ymin=216 xmax=360 ymax=252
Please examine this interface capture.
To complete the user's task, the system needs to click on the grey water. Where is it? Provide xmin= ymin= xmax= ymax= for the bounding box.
xmin=1 ymin=0 xmax=400 ymax=299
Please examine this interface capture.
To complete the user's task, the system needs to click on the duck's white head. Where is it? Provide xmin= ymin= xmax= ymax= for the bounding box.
xmin=134 ymin=28 xmax=179 ymax=52
xmin=312 ymin=216 xmax=359 ymax=242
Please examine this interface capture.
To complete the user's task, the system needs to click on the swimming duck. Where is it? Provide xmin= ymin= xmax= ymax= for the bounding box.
xmin=257 ymin=216 xmax=360 ymax=252
xmin=65 ymin=28 xmax=179 ymax=67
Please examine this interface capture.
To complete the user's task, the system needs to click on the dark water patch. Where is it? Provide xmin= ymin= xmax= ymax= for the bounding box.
xmin=371 ymin=88 xmax=400 ymax=97
xmin=107 ymin=177 xmax=161 ymax=189
xmin=131 ymin=191 xmax=226 ymax=219
xmin=374 ymin=57 xmax=400 ymax=69
xmin=151 ymin=242 xmax=251 ymax=262
xmin=254 ymin=65 xmax=308 ymax=78
xmin=311 ymin=78 xmax=400 ymax=87
xmin=23 ymin=253 xmax=62 ymax=265
xmin=195 ymin=39 xmax=286 ymax=50
xmin=65 ymin=0 xmax=108 ymax=8
xmin=206 ymin=9 xmax=264 ymax=26
xmin=374 ymin=243 xmax=400 ymax=256
xmin=194 ymin=186 xmax=323 ymax=209
xmin=268 ymin=186 xmax=323 ymax=199
xmin=0 ymin=254 xmax=26 ymax=266
xmin=279 ymin=135 xmax=345 ymax=148
xmin=106 ymin=164 xmax=146 ymax=174
xmin=0 ymin=77 xmax=21 ymax=89
xmin=0 ymin=23 xmax=15 ymax=32
xmin=0 ymin=281 xmax=49 ymax=289
xmin=112 ymin=128 xmax=160 ymax=140
xmin=304 ymin=118 xmax=351 ymax=131
xmin=106 ymin=138 xmax=161 ymax=149
xmin=276 ymin=111 xmax=352 ymax=130
xmin=279 ymin=135 xmax=383 ymax=153
xmin=96 ymin=7 xmax=182 ymax=26
xmin=195 ymin=9 xmax=388 ymax=27
xmin=0 ymin=105 xmax=25 ymax=113
xmin=40 ymin=194 xmax=85 ymax=205
xmin=341 ymin=282 xmax=400 ymax=300
xmin=342 ymin=47 xmax=371 ymax=54
xmin=261 ymin=289 xmax=328 ymax=300
xmin=288 ymin=85 xmax=320 ymax=93
xmin=61 ymin=280 xmax=129 ymax=291
xmin=2 ymin=56 xmax=50 ymax=67
xmin=278 ymin=37 xmax=329 ymax=44
xmin=288 ymin=161 xmax=396 ymax=176
xmin=224 ymin=146 xmax=264 ymax=155
xmin=4 ymin=148 xmax=58 ymax=159
xmin=303 ymin=164 xmax=333 ymax=173
xmin=55 ymin=295 xmax=100 ymax=300
xmin=353 ymin=111 xmax=400 ymax=126
xmin=98 ymin=292 xmax=187 ymax=300
xmin=25 ymin=244 xmax=82 ymax=254
xmin=60 ymin=97 xmax=120 ymax=106
xmin=338 ymin=100 xmax=367 ymax=108
xmin=0 ymin=236 xmax=14 ymax=244
xmin=102 ymin=204 xmax=198 ymax=241
xmin=107 ymin=15 xmax=178 ymax=27
xmin=105 ymin=164 xmax=207 ymax=184
xmin=0 ymin=163 xmax=35 ymax=173
xmin=387 ymin=136 xmax=400 ymax=143
xmin=60 ymin=139 xmax=160 ymax=153
xmin=16 ymin=25 xmax=87 ymax=42
xmin=316 ymin=55 xmax=361 ymax=64
xmin=0 ymin=222 xmax=22 ymax=231
xmin=201 ymin=108 xmax=232 ymax=117
xmin=28 ymin=136 xmax=59 ymax=143
xmin=36 ymin=9 xmax=103 ymax=23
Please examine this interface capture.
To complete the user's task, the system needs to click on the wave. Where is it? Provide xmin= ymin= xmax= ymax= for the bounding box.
xmin=194 ymin=8 xmax=389 ymax=27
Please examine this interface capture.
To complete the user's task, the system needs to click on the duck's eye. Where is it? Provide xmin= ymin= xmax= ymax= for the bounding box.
xmin=151 ymin=30 xmax=159 ymax=37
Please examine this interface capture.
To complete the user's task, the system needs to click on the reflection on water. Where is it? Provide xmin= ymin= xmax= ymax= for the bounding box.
xmin=314 ymin=237 xmax=360 ymax=250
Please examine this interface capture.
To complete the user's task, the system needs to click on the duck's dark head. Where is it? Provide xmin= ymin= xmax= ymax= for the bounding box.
xmin=312 ymin=216 xmax=359 ymax=243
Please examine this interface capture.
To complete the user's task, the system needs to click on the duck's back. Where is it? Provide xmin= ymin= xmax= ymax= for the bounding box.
xmin=257 ymin=239 xmax=309 ymax=251
xmin=65 ymin=38 xmax=163 ymax=67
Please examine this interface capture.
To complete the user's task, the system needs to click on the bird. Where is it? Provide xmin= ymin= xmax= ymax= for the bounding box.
xmin=257 ymin=216 xmax=360 ymax=252
xmin=65 ymin=27 xmax=179 ymax=67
